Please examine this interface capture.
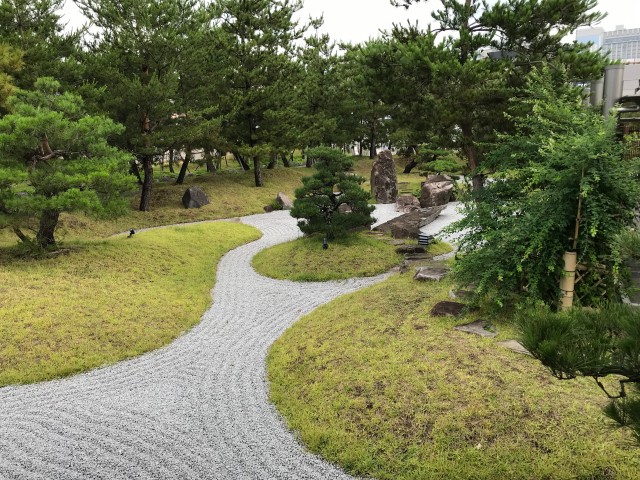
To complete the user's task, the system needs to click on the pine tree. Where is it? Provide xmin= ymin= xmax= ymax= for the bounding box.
xmin=291 ymin=147 xmax=375 ymax=239
xmin=77 ymin=0 xmax=207 ymax=210
xmin=0 ymin=0 xmax=82 ymax=90
xmin=213 ymin=0 xmax=307 ymax=186
xmin=0 ymin=77 xmax=134 ymax=248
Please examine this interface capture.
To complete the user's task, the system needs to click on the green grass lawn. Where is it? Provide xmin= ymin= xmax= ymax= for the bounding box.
xmin=252 ymin=233 xmax=404 ymax=281
xmin=268 ymin=273 xmax=640 ymax=480
xmin=0 ymin=222 xmax=261 ymax=386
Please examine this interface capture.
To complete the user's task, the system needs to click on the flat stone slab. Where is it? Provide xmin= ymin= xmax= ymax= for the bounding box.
xmin=414 ymin=266 xmax=450 ymax=281
xmin=454 ymin=319 xmax=497 ymax=338
xmin=449 ymin=288 xmax=474 ymax=300
xmin=388 ymin=240 xmax=406 ymax=246
xmin=498 ymin=340 xmax=531 ymax=356
xmin=430 ymin=301 xmax=466 ymax=317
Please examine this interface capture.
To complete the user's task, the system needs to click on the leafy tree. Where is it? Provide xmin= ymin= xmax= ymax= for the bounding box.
xmin=447 ymin=68 xmax=640 ymax=308
xmin=0 ymin=77 xmax=134 ymax=248
xmin=0 ymin=0 xmax=82 ymax=90
xmin=76 ymin=0 xmax=207 ymax=210
xmin=213 ymin=0 xmax=307 ymax=186
xmin=291 ymin=147 xmax=374 ymax=239
xmin=518 ymin=304 xmax=640 ymax=443
xmin=391 ymin=0 xmax=608 ymax=190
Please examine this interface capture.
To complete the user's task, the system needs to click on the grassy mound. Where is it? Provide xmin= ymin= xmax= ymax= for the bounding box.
xmin=252 ymin=233 xmax=403 ymax=281
xmin=268 ymin=273 xmax=640 ymax=479
xmin=0 ymin=222 xmax=260 ymax=386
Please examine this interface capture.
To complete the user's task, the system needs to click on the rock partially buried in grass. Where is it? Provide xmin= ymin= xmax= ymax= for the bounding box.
xmin=276 ymin=192 xmax=294 ymax=210
xmin=454 ymin=319 xmax=497 ymax=338
xmin=396 ymin=244 xmax=426 ymax=254
xmin=414 ymin=266 xmax=449 ymax=281
xmin=498 ymin=340 xmax=531 ymax=356
xmin=430 ymin=301 xmax=466 ymax=317
xmin=182 ymin=186 xmax=210 ymax=209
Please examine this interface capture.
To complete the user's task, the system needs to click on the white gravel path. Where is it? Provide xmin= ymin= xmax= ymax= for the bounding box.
xmin=0 ymin=205 xmax=462 ymax=480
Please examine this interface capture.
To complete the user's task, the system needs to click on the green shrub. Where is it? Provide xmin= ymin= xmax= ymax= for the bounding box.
xmin=291 ymin=147 xmax=374 ymax=240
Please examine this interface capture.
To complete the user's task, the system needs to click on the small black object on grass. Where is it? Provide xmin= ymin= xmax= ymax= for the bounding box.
xmin=128 ymin=229 xmax=135 ymax=238
xmin=322 ymin=237 xmax=328 ymax=250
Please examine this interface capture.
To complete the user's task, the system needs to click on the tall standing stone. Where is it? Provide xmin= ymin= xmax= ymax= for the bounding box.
xmin=370 ymin=150 xmax=398 ymax=204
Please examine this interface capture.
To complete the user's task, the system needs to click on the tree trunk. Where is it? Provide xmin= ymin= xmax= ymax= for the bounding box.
xmin=205 ymin=150 xmax=215 ymax=173
xmin=168 ymin=149 xmax=175 ymax=174
xmin=36 ymin=209 xmax=60 ymax=248
xmin=139 ymin=155 xmax=154 ymax=212
xmin=130 ymin=160 xmax=143 ymax=185
xmin=461 ymin=122 xmax=482 ymax=191
xmin=267 ymin=154 xmax=277 ymax=169
xmin=13 ymin=227 xmax=29 ymax=244
xmin=235 ymin=153 xmax=250 ymax=171
xmin=359 ymin=141 xmax=363 ymax=157
xmin=253 ymin=156 xmax=263 ymax=187
xmin=176 ymin=148 xmax=192 ymax=184
xmin=283 ymin=152 xmax=292 ymax=168
xmin=403 ymin=159 xmax=418 ymax=174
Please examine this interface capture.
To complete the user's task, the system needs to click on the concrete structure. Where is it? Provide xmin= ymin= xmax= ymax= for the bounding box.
xmin=577 ymin=25 xmax=640 ymax=62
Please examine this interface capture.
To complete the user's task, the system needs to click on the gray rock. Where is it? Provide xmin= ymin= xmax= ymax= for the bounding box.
xmin=275 ymin=192 xmax=294 ymax=210
xmin=182 ymin=186 xmax=210 ymax=209
xmin=498 ymin=340 xmax=531 ymax=356
xmin=420 ymin=181 xmax=454 ymax=208
xmin=454 ymin=319 xmax=497 ymax=338
xmin=426 ymin=174 xmax=453 ymax=183
xmin=338 ymin=204 xmax=352 ymax=214
xmin=263 ymin=205 xmax=275 ymax=213
xmin=370 ymin=150 xmax=398 ymax=204
xmin=374 ymin=205 xmax=446 ymax=239
xmin=395 ymin=245 xmax=426 ymax=254
xmin=414 ymin=266 xmax=450 ymax=282
xmin=430 ymin=301 xmax=466 ymax=317
xmin=395 ymin=194 xmax=421 ymax=213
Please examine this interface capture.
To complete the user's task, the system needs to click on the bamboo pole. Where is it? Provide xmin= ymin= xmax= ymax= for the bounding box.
xmin=560 ymin=168 xmax=585 ymax=311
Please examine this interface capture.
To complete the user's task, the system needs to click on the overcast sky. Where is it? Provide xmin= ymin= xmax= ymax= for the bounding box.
xmin=62 ymin=0 xmax=639 ymax=45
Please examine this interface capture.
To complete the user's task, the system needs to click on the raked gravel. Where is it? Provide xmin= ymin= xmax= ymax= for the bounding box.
xmin=0 ymin=205 xmax=460 ymax=480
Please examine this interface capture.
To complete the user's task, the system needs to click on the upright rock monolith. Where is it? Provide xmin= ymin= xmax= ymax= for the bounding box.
xmin=370 ymin=150 xmax=398 ymax=204
xmin=420 ymin=174 xmax=453 ymax=208
xmin=182 ymin=186 xmax=210 ymax=209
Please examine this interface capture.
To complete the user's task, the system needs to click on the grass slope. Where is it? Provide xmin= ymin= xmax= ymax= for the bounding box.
xmin=268 ymin=273 xmax=640 ymax=480
xmin=252 ymin=233 xmax=403 ymax=281
xmin=0 ymin=222 xmax=260 ymax=387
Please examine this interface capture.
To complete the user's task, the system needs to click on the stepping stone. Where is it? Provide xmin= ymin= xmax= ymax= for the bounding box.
xmin=405 ymin=253 xmax=431 ymax=260
xmin=388 ymin=240 xmax=406 ymax=246
xmin=454 ymin=319 xmax=497 ymax=338
xmin=414 ymin=266 xmax=449 ymax=281
xmin=498 ymin=340 xmax=531 ymax=356
xmin=430 ymin=301 xmax=466 ymax=317
xmin=396 ymin=244 xmax=425 ymax=254
xmin=449 ymin=288 xmax=474 ymax=300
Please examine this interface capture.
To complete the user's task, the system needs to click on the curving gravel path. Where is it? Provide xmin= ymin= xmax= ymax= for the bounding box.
xmin=0 ymin=210 xmax=395 ymax=480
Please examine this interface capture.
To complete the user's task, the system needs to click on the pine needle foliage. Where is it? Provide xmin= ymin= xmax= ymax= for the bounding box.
xmin=448 ymin=68 xmax=640 ymax=307
xmin=291 ymin=147 xmax=374 ymax=240
xmin=519 ymin=304 xmax=640 ymax=442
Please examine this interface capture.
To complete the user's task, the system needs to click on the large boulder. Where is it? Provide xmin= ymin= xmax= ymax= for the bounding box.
xmin=373 ymin=205 xmax=446 ymax=239
xmin=420 ymin=175 xmax=454 ymax=208
xmin=182 ymin=186 xmax=210 ymax=209
xmin=395 ymin=194 xmax=421 ymax=213
xmin=370 ymin=150 xmax=398 ymax=204
xmin=276 ymin=192 xmax=294 ymax=210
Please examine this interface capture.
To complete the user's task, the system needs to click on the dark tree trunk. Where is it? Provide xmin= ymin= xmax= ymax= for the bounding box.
xmin=13 ymin=227 xmax=29 ymax=243
xmin=176 ymin=148 xmax=192 ymax=184
xmin=267 ymin=154 xmax=277 ymax=169
xmin=461 ymin=121 xmax=482 ymax=191
xmin=168 ymin=149 xmax=175 ymax=174
xmin=36 ymin=209 xmax=60 ymax=248
xmin=283 ymin=152 xmax=292 ymax=168
xmin=205 ymin=150 xmax=216 ymax=173
xmin=253 ymin=156 xmax=263 ymax=187
xmin=235 ymin=153 xmax=250 ymax=171
xmin=403 ymin=159 xmax=418 ymax=174
xmin=139 ymin=155 xmax=154 ymax=211
xmin=358 ymin=141 xmax=363 ymax=157
xmin=130 ymin=160 xmax=143 ymax=185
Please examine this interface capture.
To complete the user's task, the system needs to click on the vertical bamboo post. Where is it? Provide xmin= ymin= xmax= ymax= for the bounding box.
xmin=560 ymin=251 xmax=577 ymax=311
